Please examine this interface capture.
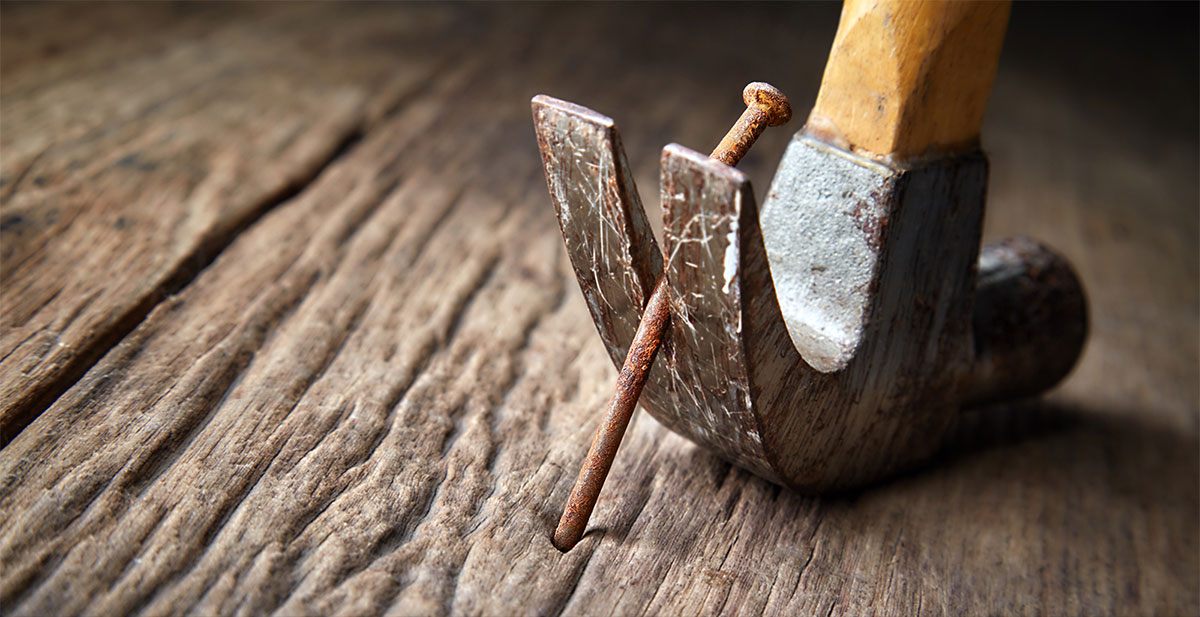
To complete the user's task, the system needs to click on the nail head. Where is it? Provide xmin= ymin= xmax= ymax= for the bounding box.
xmin=743 ymin=82 xmax=792 ymax=127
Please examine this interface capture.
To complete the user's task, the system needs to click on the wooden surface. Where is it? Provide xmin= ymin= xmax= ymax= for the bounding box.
xmin=808 ymin=0 xmax=1010 ymax=161
xmin=0 ymin=2 xmax=1196 ymax=615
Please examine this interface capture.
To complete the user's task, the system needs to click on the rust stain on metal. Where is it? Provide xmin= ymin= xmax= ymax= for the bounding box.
xmin=965 ymin=236 xmax=1088 ymax=405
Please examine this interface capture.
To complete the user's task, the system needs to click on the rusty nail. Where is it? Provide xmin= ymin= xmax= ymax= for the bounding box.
xmin=552 ymin=83 xmax=791 ymax=552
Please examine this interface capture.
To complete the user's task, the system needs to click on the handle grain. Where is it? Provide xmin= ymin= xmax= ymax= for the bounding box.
xmin=806 ymin=0 xmax=1011 ymax=163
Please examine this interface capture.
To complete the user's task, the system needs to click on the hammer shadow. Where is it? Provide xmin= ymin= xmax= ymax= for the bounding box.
xmin=891 ymin=398 xmax=1084 ymax=490
xmin=643 ymin=399 xmax=1198 ymax=561
xmin=916 ymin=399 xmax=1196 ymax=494
xmin=540 ymin=398 xmax=1198 ymax=576
xmin=768 ymin=397 xmax=1198 ymax=504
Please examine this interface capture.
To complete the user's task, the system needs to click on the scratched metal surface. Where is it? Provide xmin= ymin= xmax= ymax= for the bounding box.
xmin=531 ymin=96 xmax=661 ymax=365
xmin=532 ymin=97 xmax=778 ymax=480
xmin=658 ymin=145 xmax=775 ymax=480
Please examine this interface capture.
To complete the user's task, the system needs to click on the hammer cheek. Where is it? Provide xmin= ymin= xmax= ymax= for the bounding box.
xmin=755 ymin=135 xmax=989 ymax=491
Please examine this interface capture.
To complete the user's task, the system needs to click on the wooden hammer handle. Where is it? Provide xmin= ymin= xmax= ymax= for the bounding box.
xmin=807 ymin=0 xmax=1011 ymax=163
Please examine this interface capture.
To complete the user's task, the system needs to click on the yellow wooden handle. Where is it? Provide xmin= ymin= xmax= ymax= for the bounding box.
xmin=806 ymin=0 xmax=1011 ymax=163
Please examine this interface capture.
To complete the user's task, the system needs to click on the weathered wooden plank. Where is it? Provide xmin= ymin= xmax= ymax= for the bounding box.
xmin=0 ymin=3 xmax=257 ymax=90
xmin=0 ymin=3 xmax=1195 ymax=616
xmin=0 ymin=2 xmax=466 ymax=442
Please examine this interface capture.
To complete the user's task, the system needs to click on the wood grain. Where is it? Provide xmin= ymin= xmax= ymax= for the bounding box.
xmin=0 ymin=2 xmax=460 ymax=442
xmin=0 ymin=3 xmax=1195 ymax=616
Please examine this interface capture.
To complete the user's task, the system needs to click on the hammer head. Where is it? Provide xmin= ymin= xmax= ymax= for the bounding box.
xmin=533 ymin=96 xmax=1086 ymax=492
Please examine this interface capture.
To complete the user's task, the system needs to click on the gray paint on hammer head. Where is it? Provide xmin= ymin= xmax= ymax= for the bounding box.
xmin=760 ymin=134 xmax=899 ymax=373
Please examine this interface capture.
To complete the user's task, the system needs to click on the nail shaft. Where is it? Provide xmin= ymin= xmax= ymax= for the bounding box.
xmin=711 ymin=107 xmax=769 ymax=166
xmin=553 ymin=277 xmax=671 ymax=551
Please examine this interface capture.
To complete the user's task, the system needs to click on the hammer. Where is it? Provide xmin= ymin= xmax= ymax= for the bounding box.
xmin=533 ymin=0 xmax=1087 ymax=552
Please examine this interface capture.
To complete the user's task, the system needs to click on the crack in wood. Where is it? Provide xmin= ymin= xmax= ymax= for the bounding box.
xmin=0 ymin=125 xmax=366 ymax=448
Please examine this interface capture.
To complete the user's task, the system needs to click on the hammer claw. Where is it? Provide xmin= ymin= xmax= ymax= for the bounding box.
xmin=532 ymin=95 xmax=662 ymax=366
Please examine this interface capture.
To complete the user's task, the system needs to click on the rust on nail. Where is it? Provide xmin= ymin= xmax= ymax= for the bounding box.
xmin=710 ymin=82 xmax=792 ymax=166
xmin=553 ymin=277 xmax=671 ymax=551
